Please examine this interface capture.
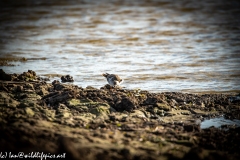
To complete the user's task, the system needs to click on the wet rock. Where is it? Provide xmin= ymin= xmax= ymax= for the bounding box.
xmin=24 ymin=107 xmax=35 ymax=117
xmin=0 ymin=92 xmax=19 ymax=108
xmin=183 ymin=147 xmax=209 ymax=160
xmin=143 ymin=97 xmax=158 ymax=105
xmin=109 ymin=114 xmax=116 ymax=121
xmin=169 ymin=99 xmax=178 ymax=107
xmin=57 ymin=136 xmax=80 ymax=160
xmin=54 ymin=84 xmax=65 ymax=91
xmin=16 ymin=85 xmax=24 ymax=92
xmin=37 ymin=87 xmax=49 ymax=96
xmin=58 ymin=112 xmax=71 ymax=118
xmin=37 ymin=76 xmax=50 ymax=81
xmin=67 ymin=98 xmax=113 ymax=117
xmin=131 ymin=110 xmax=147 ymax=119
xmin=86 ymin=86 xmax=97 ymax=90
xmin=120 ymin=124 xmax=137 ymax=131
xmin=52 ymin=80 xmax=65 ymax=90
xmin=0 ymin=69 xmax=12 ymax=81
xmin=119 ymin=148 xmax=131 ymax=158
xmin=18 ymin=102 xmax=29 ymax=108
xmin=229 ymin=94 xmax=240 ymax=103
xmin=18 ymin=70 xmax=37 ymax=81
xmin=1 ymin=70 xmax=240 ymax=160
xmin=67 ymin=98 xmax=92 ymax=106
xmin=101 ymin=84 xmax=113 ymax=89
xmin=0 ymin=83 xmax=9 ymax=92
xmin=115 ymin=97 xmax=137 ymax=112
xmin=18 ymin=93 xmax=42 ymax=102
xmin=184 ymin=124 xmax=200 ymax=132
xmin=44 ymin=91 xmax=73 ymax=105
xmin=89 ymin=103 xmax=112 ymax=116
xmin=52 ymin=80 xmax=60 ymax=85
xmin=25 ymin=83 xmax=34 ymax=90
xmin=156 ymin=103 xmax=171 ymax=111
xmin=61 ymin=75 xmax=74 ymax=83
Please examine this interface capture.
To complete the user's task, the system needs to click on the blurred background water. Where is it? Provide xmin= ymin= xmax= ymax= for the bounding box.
xmin=0 ymin=0 xmax=240 ymax=93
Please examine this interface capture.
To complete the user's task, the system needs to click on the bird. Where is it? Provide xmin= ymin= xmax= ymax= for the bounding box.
xmin=102 ymin=73 xmax=123 ymax=87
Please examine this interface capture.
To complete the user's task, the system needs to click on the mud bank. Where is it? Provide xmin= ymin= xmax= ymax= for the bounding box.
xmin=0 ymin=70 xmax=240 ymax=160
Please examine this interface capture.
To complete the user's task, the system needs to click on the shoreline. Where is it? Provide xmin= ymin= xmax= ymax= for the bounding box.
xmin=0 ymin=69 xmax=240 ymax=160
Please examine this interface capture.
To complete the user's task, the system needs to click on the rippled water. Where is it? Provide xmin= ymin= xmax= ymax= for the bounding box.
xmin=201 ymin=117 xmax=240 ymax=129
xmin=0 ymin=0 xmax=240 ymax=93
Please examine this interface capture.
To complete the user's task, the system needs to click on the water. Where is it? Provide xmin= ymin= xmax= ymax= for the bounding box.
xmin=200 ymin=117 xmax=240 ymax=129
xmin=0 ymin=0 xmax=240 ymax=93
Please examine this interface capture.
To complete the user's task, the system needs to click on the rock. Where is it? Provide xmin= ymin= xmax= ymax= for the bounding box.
xmin=170 ymin=99 xmax=178 ymax=105
xmin=25 ymin=107 xmax=35 ymax=117
xmin=86 ymin=86 xmax=97 ymax=90
xmin=156 ymin=103 xmax=171 ymax=111
xmin=54 ymin=84 xmax=65 ymax=91
xmin=52 ymin=80 xmax=60 ymax=85
xmin=45 ymin=91 xmax=72 ymax=105
xmin=37 ymin=87 xmax=49 ymax=96
xmin=115 ymin=97 xmax=137 ymax=112
xmin=61 ymin=112 xmax=71 ymax=118
xmin=0 ymin=84 xmax=9 ymax=92
xmin=89 ymin=103 xmax=112 ymax=116
xmin=25 ymin=83 xmax=34 ymax=90
xmin=67 ymin=98 xmax=113 ymax=117
xmin=183 ymin=146 xmax=228 ymax=160
xmin=184 ymin=124 xmax=200 ymax=132
xmin=1 ymin=69 xmax=240 ymax=160
xmin=16 ymin=85 xmax=24 ymax=92
xmin=61 ymin=75 xmax=74 ymax=83
xmin=18 ymin=70 xmax=37 ymax=81
xmin=41 ymin=109 xmax=56 ymax=120
xmin=67 ymin=98 xmax=93 ymax=108
xmin=0 ymin=69 xmax=12 ymax=81
xmin=102 ymin=84 xmax=112 ymax=89
xmin=0 ymin=92 xmax=19 ymax=108
xmin=52 ymin=80 xmax=65 ymax=90
xmin=130 ymin=110 xmax=147 ymax=119
xmin=57 ymin=136 xmax=80 ymax=160
xmin=143 ymin=97 xmax=158 ymax=105
xmin=18 ymin=102 xmax=30 ymax=108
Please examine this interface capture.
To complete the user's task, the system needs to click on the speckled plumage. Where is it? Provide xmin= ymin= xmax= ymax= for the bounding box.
xmin=102 ymin=73 xmax=123 ymax=87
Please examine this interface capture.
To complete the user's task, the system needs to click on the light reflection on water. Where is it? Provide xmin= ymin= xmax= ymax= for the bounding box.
xmin=200 ymin=117 xmax=240 ymax=129
xmin=0 ymin=0 xmax=240 ymax=93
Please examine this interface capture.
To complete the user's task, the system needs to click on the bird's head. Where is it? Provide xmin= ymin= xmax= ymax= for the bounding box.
xmin=102 ymin=73 xmax=109 ymax=77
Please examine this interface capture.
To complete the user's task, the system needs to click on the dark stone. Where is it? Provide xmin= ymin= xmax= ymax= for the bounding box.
xmin=17 ymin=70 xmax=36 ymax=81
xmin=37 ymin=88 xmax=48 ymax=95
xmin=57 ymin=136 xmax=80 ymax=160
xmin=45 ymin=91 xmax=72 ymax=105
xmin=100 ymin=84 xmax=112 ymax=90
xmin=52 ymin=80 xmax=60 ymax=85
xmin=16 ymin=85 xmax=24 ymax=92
xmin=86 ymin=86 xmax=96 ymax=90
xmin=54 ymin=84 xmax=65 ymax=91
xmin=0 ymin=83 xmax=8 ymax=92
xmin=61 ymin=75 xmax=74 ymax=83
xmin=119 ymin=148 xmax=130 ymax=158
xmin=109 ymin=115 xmax=116 ymax=121
xmin=115 ymin=97 xmax=137 ymax=112
xmin=184 ymin=125 xmax=194 ymax=132
xmin=184 ymin=124 xmax=200 ymax=132
xmin=51 ymin=80 xmax=65 ymax=90
xmin=0 ymin=69 xmax=12 ymax=81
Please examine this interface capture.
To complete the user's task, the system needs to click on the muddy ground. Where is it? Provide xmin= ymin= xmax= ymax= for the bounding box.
xmin=0 ymin=69 xmax=240 ymax=160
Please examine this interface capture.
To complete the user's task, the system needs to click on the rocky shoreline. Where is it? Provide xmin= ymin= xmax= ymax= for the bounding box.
xmin=0 ymin=69 xmax=240 ymax=160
